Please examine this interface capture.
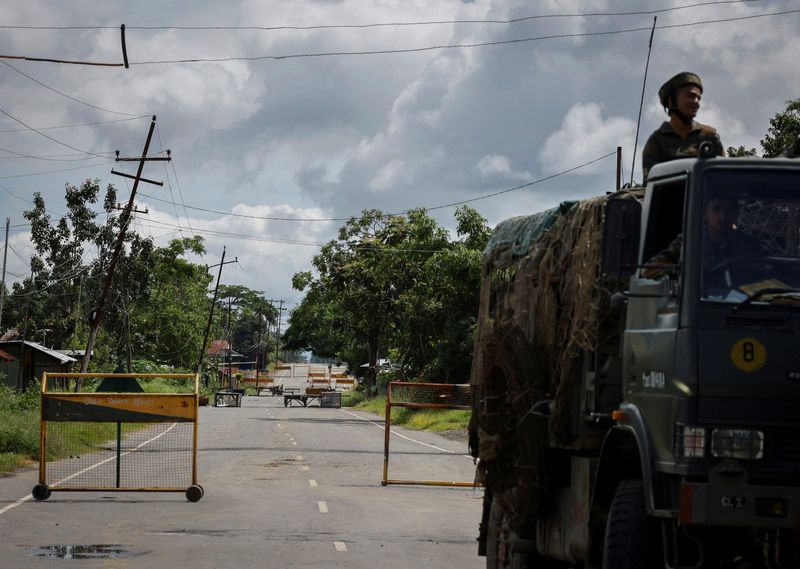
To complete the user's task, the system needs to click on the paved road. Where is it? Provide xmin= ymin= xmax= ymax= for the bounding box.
xmin=0 ymin=366 xmax=484 ymax=568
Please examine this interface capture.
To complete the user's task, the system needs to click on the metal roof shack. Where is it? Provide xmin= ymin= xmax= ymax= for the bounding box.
xmin=0 ymin=340 xmax=77 ymax=390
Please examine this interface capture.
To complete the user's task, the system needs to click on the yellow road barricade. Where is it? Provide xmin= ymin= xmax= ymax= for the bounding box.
xmin=382 ymin=381 xmax=481 ymax=488
xmin=33 ymin=372 xmax=203 ymax=502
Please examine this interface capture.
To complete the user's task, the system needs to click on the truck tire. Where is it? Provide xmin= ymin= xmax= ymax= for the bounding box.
xmin=487 ymin=496 xmax=561 ymax=569
xmin=602 ymin=479 xmax=661 ymax=569
xmin=486 ymin=495 xmax=519 ymax=569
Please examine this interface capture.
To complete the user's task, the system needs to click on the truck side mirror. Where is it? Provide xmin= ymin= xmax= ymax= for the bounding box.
xmin=602 ymin=198 xmax=642 ymax=278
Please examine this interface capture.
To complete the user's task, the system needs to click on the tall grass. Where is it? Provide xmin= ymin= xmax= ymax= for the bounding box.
xmin=354 ymin=396 xmax=471 ymax=431
xmin=0 ymin=384 xmax=41 ymax=472
xmin=0 ymin=374 xmax=200 ymax=474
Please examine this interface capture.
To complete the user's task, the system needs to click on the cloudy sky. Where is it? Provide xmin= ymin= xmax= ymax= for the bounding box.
xmin=1 ymin=0 xmax=798 ymax=316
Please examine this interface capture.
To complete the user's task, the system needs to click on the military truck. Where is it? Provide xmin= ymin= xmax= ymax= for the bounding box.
xmin=470 ymin=146 xmax=800 ymax=568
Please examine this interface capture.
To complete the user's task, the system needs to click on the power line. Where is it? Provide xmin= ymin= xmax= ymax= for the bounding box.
xmin=0 ymin=1 xmax=763 ymax=31
xmin=0 ymin=146 xmax=115 ymax=162
xmin=0 ymin=160 xmax=115 ymax=180
xmin=129 ymin=8 xmax=798 ymax=65
xmin=0 ymin=116 xmax=148 ymax=133
xmin=0 ymin=106 xmax=113 ymax=159
xmin=411 ymin=152 xmax=616 ymax=213
xmin=138 ymin=217 xmax=327 ymax=246
xmin=0 ymin=60 xmax=145 ymax=117
xmin=0 ymin=4 xmax=786 ymax=67
xmin=137 ymin=151 xmax=615 ymax=222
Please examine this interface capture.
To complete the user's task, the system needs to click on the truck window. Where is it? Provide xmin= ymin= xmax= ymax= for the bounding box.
xmin=700 ymin=169 xmax=800 ymax=303
xmin=641 ymin=180 xmax=686 ymax=264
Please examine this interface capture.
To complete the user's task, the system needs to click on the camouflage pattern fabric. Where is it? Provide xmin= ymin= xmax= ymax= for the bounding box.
xmin=642 ymin=121 xmax=723 ymax=180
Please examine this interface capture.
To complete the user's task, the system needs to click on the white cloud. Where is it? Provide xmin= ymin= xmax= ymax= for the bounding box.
xmin=539 ymin=102 xmax=635 ymax=175
xmin=1 ymin=0 xmax=797 ymax=308
xmin=475 ymin=154 xmax=531 ymax=181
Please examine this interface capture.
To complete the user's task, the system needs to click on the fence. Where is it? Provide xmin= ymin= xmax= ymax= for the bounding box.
xmin=382 ymin=381 xmax=479 ymax=487
xmin=33 ymin=372 xmax=203 ymax=502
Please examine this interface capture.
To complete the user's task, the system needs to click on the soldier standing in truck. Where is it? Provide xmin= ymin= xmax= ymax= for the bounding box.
xmin=642 ymin=71 xmax=725 ymax=181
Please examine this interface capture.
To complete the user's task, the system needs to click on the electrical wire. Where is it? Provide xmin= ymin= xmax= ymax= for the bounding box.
xmin=412 ymin=152 xmax=616 ymax=213
xmin=136 ymin=151 xmax=615 ymax=222
xmin=0 ymin=146 xmax=116 ymax=162
xmin=0 ymin=4 xmax=786 ymax=67
xmin=0 ymin=1 xmax=764 ymax=31
xmin=154 ymin=125 xmax=186 ymax=237
xmin=0 ymin=116 xmax=147 ymax=133
xmin=137 ymin=217 xmax=327 ymax=246
xmin=0 ymin=60 xmax=145 ymax=118
xmin=0 ymin=160 xmax=115 ymax=179
xmin=7 ymin=243 xmax=29 ymax=264
xmin=0 ymin=106 xmax=114 ymax=159
xmin=130 ymin=8 xmax=799 ymax=65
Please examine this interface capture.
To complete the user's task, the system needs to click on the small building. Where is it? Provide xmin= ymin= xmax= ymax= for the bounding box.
xmin=0 ymin=340 xmax=77 ymax=390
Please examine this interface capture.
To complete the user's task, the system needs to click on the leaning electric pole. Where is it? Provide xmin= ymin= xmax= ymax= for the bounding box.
xmin=268 ymin=299 xmax=287 ymax=365
xmin=79 ymin=116 xmax=170 ymax=381
xmin=196 ymin=247 xmax=238 ymax=377
xmin=0 ymin=217 xmax=9 ymax=331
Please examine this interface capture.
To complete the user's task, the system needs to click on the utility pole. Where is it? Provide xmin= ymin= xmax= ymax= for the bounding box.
xmin=79 ymin=116 xmax=170 ymax=381
xmin=227 ymin=296 xmax=233 ymax=390
xmin=0 ymin=217 xmax=9 ymax=331
xmin=268 ymin=299 xmax=286 ymax=366
xmin=195 ymin=247 xmax=237 ymax=379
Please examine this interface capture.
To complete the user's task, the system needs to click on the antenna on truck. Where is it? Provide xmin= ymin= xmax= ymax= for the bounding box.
xmin=630 ymin=16 xmax=657 ymax=187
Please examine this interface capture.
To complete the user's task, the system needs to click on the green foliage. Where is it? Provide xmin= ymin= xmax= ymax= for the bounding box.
xmin=287 ymin=206 xmax=489 ymax=390
xmin=353 ymin=396 xmax=470 ymax=431
xmin=761 ymin=99 xmax=800 ymax=158
xmin=0 ymin=384 xmax=40 ymax=469
xmin=726 ymin=145 xmax=757 ymax=157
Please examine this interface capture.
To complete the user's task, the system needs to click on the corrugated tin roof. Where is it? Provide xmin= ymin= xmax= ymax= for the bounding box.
xmin=0 ymin=341 xmax=77 ymax=363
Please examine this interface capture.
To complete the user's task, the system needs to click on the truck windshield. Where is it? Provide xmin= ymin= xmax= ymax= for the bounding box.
xmin=701 ymin=169 xmax=800 ymax=306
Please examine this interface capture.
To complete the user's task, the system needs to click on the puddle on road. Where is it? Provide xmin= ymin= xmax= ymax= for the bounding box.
xmin=31 ymin=545 xmax=137 ymax=559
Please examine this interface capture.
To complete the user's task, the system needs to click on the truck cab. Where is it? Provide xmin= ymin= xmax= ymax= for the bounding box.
xmin=618 ymin=155 xmax=800 ymax=566
xmin=473 ymin=152 xmax=800 ymax=569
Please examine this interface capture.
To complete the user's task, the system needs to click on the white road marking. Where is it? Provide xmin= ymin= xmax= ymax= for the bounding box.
xmin=309 ymin=479 xmax=318 ymax=487
xmin=0 ymin=495 xmax=31 ymax=516
xmin=334 ymin=541 xmax=348 ymax=552
xmin=339 ymin=408 xmax=472 ymax=457
xmin=295 ymin=455 xmax=303 ymax=460
xmin=292 ymin=441 xmax=297 ymax=446
xmin=0 ymin=423 xmax=178 ymax=517
xmin=318 ymin=501 xmax=328 ymax=513
xmin=301 ymin=465 xmax=310 ymax=471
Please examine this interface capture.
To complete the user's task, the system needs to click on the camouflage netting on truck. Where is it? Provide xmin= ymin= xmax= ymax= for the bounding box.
xmin=469 ymin=190 xmax=642 ymax=521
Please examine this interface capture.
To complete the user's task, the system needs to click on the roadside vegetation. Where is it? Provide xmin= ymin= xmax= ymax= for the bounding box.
xmin=355 ymin=396 xmax=471 ymax=432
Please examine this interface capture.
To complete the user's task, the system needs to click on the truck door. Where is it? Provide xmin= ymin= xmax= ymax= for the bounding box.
xmin=624 ymin=176 xmax=689 ymax=462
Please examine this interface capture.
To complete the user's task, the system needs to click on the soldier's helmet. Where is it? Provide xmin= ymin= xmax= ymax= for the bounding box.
xmin=658 ymin=72 xmax=703 ymax=109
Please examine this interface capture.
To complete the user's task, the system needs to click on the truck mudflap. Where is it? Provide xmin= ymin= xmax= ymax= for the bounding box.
xmin=679 ymin=482 xmax=800 ymax=529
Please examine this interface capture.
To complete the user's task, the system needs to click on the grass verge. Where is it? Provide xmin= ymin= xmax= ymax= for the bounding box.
xmin=354 ymin=395 xmax=471 ymax=432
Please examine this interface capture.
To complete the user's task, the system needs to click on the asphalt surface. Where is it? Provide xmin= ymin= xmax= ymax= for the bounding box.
xmin=0 ymin=365 xmax=484 ymax=568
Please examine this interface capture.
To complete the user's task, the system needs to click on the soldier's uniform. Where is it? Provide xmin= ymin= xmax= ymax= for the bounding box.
xmin=642 ymin=121 xmax=724 ymax=180
xmin=642 ymin=72 xmax=724 ymax=181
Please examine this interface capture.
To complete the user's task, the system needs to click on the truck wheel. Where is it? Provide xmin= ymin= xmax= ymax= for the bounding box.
xmin=486 ymin=496 xmax=516 ymax=569
xmin=486 ymin=496 xmax=559 ymax=569
xmin=603 ymin=479 xmax=661 ymax=569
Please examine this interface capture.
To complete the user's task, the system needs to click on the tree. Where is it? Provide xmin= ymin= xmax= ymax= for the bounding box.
xmin=214 ymin=284 xmax=278 ymax=369
xmin=761 ymin=99 xmax=800 ymax=157
xmin=726 ymin=145 xmax=757 ymax=157
xmin=727 ymin=99 xmax=800 ymax=158
xmin=288 ymin=206 xmax=490 ymax=391
xmin=133 ymin=237 xmax=211 ymax=369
